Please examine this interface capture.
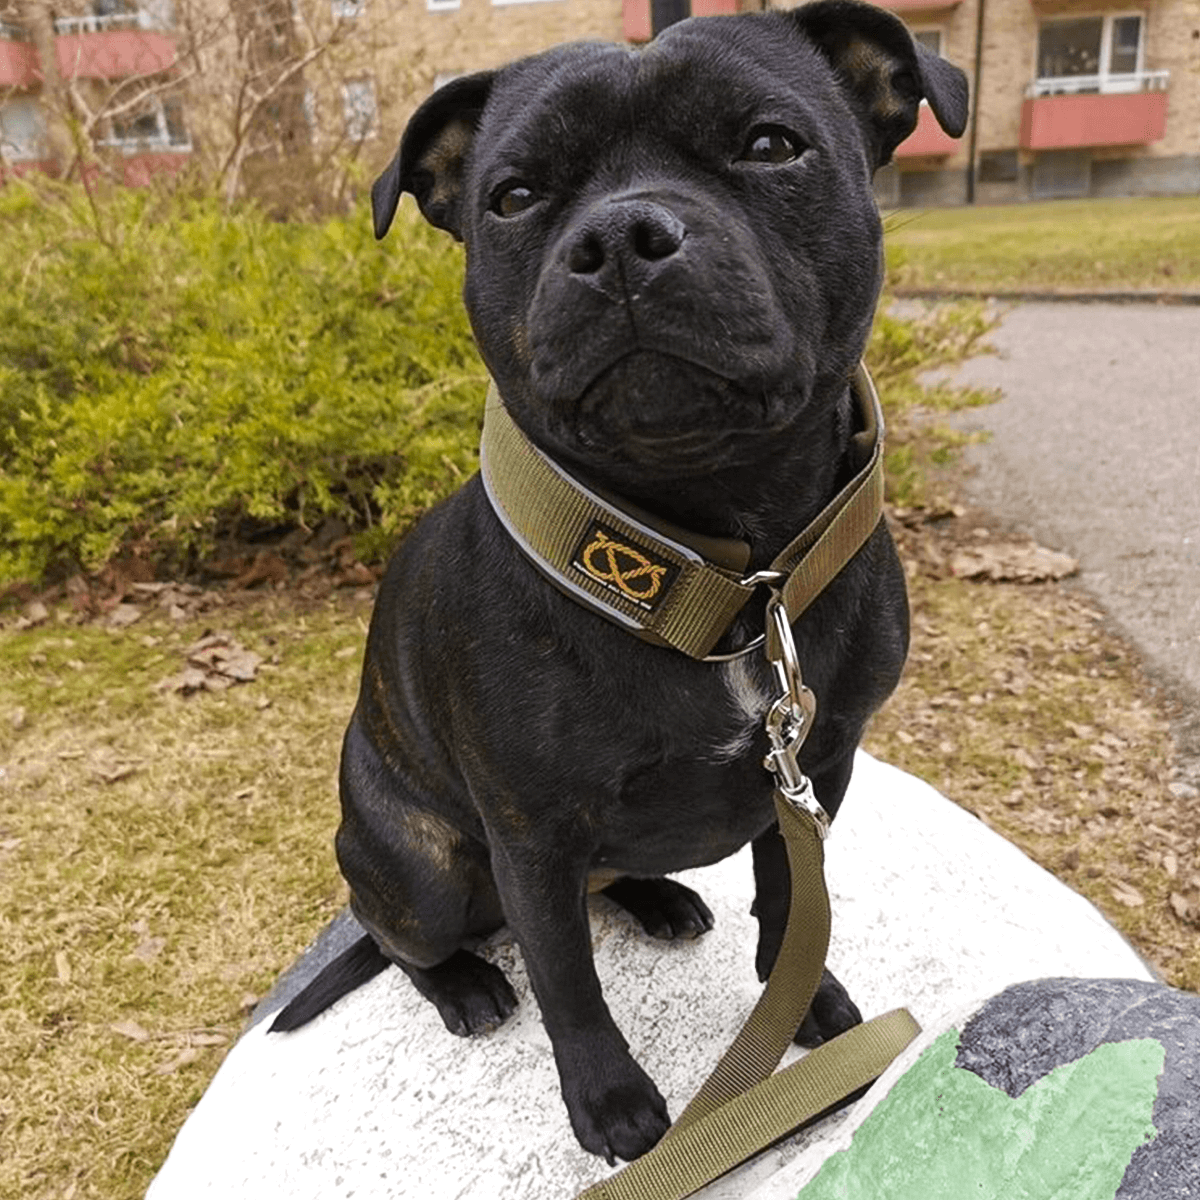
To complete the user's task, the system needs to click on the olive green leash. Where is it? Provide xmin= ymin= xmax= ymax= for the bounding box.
xmin=574 ymin=593 xmax=919 ymax=1200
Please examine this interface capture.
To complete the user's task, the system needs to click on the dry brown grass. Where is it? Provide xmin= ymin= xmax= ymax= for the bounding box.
xmin=866 ymin=532 xmax=1198 ymax=993
xmin=3 ymin=540 xmax=1193 ymax=1200
xmin=0 ymin=595 xmax=362 ymax=1200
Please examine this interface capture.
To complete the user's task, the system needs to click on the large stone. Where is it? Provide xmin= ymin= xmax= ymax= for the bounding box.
xmin=146 ymin=754 xmax=1154 ymax=1199
xmin=751 ymin=977 xmax=1200 ymax=1198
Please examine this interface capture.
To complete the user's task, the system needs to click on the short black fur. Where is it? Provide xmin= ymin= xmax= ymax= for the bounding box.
xmin=273 ymin=0 xmax=968 ymax=1166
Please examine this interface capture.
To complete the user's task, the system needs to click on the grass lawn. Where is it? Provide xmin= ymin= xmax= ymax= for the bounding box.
xmin=884 ymin=196 xmax=1200 ymax=293
xmin=2 ymin=194 xmax=1197 ymax=1199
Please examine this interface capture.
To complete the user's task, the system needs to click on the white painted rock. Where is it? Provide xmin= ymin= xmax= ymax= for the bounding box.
xmin=146 ymin=754 xmax=1153 ymax=1200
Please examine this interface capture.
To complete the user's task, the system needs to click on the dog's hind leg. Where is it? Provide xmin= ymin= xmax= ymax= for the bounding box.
xmin=601 ymin=876 xmax=715 ymax=941
xmin=394 ymin=949 xmax=517 ymax=1036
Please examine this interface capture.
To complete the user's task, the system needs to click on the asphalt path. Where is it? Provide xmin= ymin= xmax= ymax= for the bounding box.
xmin=935 ymin=300 xmax=1200 ymax=767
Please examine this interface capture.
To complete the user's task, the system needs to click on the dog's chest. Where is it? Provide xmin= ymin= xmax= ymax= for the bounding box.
xmin=711 ymin=654 xmax=776 ymax=763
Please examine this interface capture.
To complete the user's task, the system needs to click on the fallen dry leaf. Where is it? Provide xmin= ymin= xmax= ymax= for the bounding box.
xmin=156 ymin=633 xmax=263 ymax=694
xmin=951 ymin=541 xmax=1078 ymax=584
xmin=110 ymin=1018 xmax=150 ymax=1042
xmin=1110 ymin=881 xmax=1145 ymax=908
xmin=155 ymin=1047 xmax=200 ymax=1075
xmin=107 ymin=603 xmax=142 ymax=629
xmin=1169 ymin=892 xmax=1197 ymax=925
xmin=130 ymin=935 xmax=166 ymax=964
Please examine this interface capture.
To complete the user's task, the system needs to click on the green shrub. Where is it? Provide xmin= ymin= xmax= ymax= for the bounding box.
xmin=0 ymin=182 xmax=992 ymax=588
xmin=0 ymin=182 xmax=487 ymax=586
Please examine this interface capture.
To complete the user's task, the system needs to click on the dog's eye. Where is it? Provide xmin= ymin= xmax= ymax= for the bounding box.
xmin=492 ymin=183 xmax=538 ymax=218
xmin=740 ymin=126 xmax=803 ymax=165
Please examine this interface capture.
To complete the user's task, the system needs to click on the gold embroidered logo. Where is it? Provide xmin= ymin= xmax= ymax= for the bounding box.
xmin=572 ymin=523 xmax=678 ymax=611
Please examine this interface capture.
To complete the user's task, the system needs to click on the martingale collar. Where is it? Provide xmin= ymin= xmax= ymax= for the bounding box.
xmin=479 ymin=364 xmax=886 ymax=661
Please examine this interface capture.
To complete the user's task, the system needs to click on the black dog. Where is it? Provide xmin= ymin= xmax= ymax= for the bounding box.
xmin=272 ymin=0 xmax=967 ymax=1166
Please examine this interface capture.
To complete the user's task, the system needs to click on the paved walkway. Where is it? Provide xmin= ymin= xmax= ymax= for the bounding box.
xmin=938 ymin=300 xmax=1200 ymax=765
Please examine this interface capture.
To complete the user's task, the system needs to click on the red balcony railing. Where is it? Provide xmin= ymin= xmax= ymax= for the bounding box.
xmin=0 ymin=26 xmax=40 ymax=88
xmin=622 ymin=0 xmax=737 ymax=44
xmin=895 ymin=103 xmax=960 ymax=157
xmin=1020 ymin=72 xmax=1169 ymax=150
xmin=1 ymin=14 xmax=176 ymax=85
xmin=54 ymin=14 xmax=177 ymax=81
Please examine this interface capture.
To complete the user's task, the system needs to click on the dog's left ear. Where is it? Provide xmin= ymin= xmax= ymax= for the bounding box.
xmin=788 ymin=0 xmax=969 ymax=168
xmin=371 ymin=70 xmax=496 ymax=241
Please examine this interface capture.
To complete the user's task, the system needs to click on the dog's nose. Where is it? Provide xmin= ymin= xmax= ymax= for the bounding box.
xmin=566 ymin=201 xmax=686 ymax=279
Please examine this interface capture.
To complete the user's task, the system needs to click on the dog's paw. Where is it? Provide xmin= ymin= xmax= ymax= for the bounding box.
xmin=793 ymin=967 xmax=863 ymax=1048
xmin=406 ymin=950 xmax=519 ymax=1037
xmin=602 ymin=876 xmax=715 ymax=941
xmin=561 ymin=1053 xmax=671 ymax=1165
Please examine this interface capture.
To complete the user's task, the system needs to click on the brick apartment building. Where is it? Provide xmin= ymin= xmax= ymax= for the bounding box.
xmin=2 ymin=0 xmax=1198 ymax=202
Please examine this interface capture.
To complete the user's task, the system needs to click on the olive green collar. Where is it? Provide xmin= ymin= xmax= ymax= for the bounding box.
xmin=479 ymin=364 xmax=885 ymax=660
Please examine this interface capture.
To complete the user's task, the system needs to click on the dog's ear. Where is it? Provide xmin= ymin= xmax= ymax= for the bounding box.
xmin=788 ymin=0 xmax=969 ymax=168
xmin=371 ymin=71 xmax=496 ymax=241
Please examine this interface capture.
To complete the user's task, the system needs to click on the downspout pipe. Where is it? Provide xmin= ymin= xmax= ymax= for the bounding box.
xmin=965 ymin=0 xmax=986 ymax=203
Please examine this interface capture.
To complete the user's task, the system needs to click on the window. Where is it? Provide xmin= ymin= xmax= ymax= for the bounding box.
xmin=912 ymin=29 xmax=942 ymax=57
xmin=1035 ymin=14 xmax=1148 ymax=94
xmin=331 ymin=0 xmax=364 ymax=18
xmin=342 ymin=79 xmax=378 ymax=142
xmin=101 ymin=95 xmax=189 ymax=150
xmin=0 ymin=98 xmax=47 ymax=161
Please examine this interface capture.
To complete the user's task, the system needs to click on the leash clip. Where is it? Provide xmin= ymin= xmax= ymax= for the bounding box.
xmin=763 ymin=591 xmax=830 ymax=839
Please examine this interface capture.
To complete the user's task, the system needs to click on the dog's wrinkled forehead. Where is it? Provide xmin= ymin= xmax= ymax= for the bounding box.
xmin=477 ymin=26 xmax=847 ymax=178
xmin=373 ymin=2 xmax=969 ymax=242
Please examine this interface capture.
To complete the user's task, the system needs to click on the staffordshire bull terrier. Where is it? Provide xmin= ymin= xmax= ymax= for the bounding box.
xmin=271 ymin=0 xmax=968 ymax=1165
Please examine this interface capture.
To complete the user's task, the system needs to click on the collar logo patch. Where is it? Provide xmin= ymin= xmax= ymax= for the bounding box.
xmin=571 ymin=523 xmax=679 ymax=611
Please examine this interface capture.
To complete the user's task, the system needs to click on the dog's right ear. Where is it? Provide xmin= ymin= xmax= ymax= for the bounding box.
xmin=371 ymin=71 xmax=496 ymax=242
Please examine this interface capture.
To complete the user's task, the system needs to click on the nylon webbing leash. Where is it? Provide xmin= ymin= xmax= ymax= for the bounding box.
xmin=574 ymin=596 xmax=919 ymax=1200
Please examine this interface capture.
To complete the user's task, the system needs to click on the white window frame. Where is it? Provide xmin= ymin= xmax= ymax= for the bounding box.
xmin=1031 ymin=12 xmax=1160 ymax=97
xmin=427 ymin=0 xmax=460 ymax=11
xmin=96 ymin=94 xmax=191 ymax=153
xmin=0 ymin=97 xmax=47 ymax=161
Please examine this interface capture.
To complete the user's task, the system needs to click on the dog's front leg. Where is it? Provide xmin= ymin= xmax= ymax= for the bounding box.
xmin=487 ymin=832 xmax=670 ymax=1164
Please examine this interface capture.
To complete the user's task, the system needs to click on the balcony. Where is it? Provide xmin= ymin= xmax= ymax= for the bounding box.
xmin=53 ymin=11 xmax=176 ymax=81
xmin=0 ymin=23 xmax=40 ymax=89
xmin=874 ymin=0 xmax=961 ymax=11
xmin=895 ymin=102 xmax=960 ymax=158
xmin=1020 ymin=71 xmax=1169 ymax=150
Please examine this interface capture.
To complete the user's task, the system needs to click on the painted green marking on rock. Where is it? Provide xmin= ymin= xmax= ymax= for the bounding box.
xmin=795 ymin=1027 xmax=1163 ymax=1200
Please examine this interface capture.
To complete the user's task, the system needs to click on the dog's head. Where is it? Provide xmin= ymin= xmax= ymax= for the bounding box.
xmin=372 ymin=0 xmax=966 ymax=497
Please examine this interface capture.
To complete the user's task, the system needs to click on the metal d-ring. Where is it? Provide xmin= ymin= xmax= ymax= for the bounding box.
xmin=765 ymin=590 xmax=815 ymax=727
xmin=700 ymin=569 xmax=786 ymax=663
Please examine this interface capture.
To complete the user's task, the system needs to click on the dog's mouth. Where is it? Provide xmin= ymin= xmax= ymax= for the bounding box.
xmin=568 ymin=349 xmax=785 ymax=469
